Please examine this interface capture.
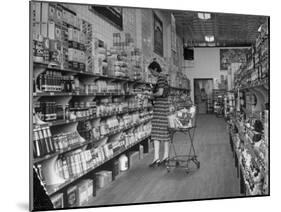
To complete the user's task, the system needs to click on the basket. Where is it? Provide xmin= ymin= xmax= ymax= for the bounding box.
xmin=168 ymin=106 xmax=196 ymax=129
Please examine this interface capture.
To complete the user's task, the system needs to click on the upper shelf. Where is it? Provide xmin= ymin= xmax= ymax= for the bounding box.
xmin=33 ymin=62 xmax=191 ymax=90
xmin=33 ymin=106 xmax=153 ymax=127
xmin=33 ymin=62 xmax=155 ymax=85
xmin=235 ymin=78 xmax=269 ymax=92
xmin=33 ymin=91 xmax=136 ymax=97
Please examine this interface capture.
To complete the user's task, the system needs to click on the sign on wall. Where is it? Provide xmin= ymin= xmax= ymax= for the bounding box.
xmin=220 ymin=48 xmax=249 ymax=70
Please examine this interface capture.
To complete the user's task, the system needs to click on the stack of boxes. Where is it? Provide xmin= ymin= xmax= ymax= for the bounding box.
xmin=31 ymin=2 xmax=88 ymax=71
xmin=82 ymin=20 xmax=93 ymax=73
xmin=68 ymin=25 xmax=86 ymax=71
xmin=65 ymin=179 xmax=94 ymax=207
xmin=92 ymin=39 xmax=107 ymax=75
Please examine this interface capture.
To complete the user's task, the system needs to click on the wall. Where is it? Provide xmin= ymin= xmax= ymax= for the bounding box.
xmin=141 ymin=9 xmax=173 ymax=62
xmin=66 ymin=4 xmax=137 ymax=47
xmin=184 ymin=47 xmax=248 ymax=102
xmin=67 ymin=4 xmax=180 ymax=73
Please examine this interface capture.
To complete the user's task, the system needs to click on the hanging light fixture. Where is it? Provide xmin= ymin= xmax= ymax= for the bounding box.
xmin=205 ymin=35 xmax=214 ymax=42
xmin=198 ymin=12 xmax=211 ymax=20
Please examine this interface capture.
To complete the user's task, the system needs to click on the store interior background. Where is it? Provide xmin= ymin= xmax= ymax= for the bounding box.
xmin=31 ymin=1 xmax=268 ymax=210
xmin=65 ymin=4 xmax=261 ymax=108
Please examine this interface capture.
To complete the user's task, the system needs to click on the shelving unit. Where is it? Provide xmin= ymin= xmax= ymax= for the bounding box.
xmin=227 ymin=20 xmax=269 ymax=196
xmin=32 ymin=40 xmax=189 ymax=209
xmin=32 ymin=57 xmax=155 ymax=187
xmin=45 ymin=133 xmax=151 ymax=196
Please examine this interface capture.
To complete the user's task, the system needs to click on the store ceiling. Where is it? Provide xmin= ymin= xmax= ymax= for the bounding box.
xmin=172 ymin=11 xmax=268 ymax=47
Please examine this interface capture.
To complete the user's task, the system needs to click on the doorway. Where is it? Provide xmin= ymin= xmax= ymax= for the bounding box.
xmin=194 ymin=78 xmax=214 ymax=114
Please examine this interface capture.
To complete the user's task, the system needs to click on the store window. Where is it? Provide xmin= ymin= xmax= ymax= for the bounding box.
xmin=153 ymin=13 xmax=163 ymax=56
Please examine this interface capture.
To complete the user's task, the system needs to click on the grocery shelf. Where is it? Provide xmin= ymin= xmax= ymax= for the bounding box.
xmin=33 ymin=61 xmax=155 ymax=85
xmin=44 ymin=133 xmax=151 ymax=196
xmin=33 ymin=91 xmax=137 ymax=97
xmin=33 ymin=118 xmax=152 ymax=164
xmin=33 ymin=106 xmax=153 ymax=127
xmin=169 ymin=86 xmax=190 ymax=91
xmin=235 ymin=77 xmax=269 ymax=91
xmin=232 ymin=120 xmax=266 ymax=171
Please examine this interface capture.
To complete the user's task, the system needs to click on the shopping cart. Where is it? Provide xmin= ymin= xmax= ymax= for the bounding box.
xmin=166 ymin=106 xmax=200 ymax=173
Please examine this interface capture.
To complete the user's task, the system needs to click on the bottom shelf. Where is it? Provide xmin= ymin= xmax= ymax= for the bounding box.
xmin=45 ymin=134 xmax=151 ymax=196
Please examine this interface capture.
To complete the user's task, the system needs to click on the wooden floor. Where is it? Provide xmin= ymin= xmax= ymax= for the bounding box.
xmin=86 ymin=114 xmax=241 ymax=206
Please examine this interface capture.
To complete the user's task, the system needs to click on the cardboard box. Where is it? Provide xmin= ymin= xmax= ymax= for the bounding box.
xmin=128 ymin=151 xmax=139 ymax=168
xmin=62 ymin=8 xmax=70 ymax=24
xmin=41 ymin=2 xmax=56 ymax=23
xmin=41 ymin=22 xmax=48 ymax=38
xmin=51 ymin=193 xmax=64 ymax=209
xmin=77 ymin=180 xmax=89 ymax=206
xmin=86 ymin=179 xmax=93 ymax=198
xmin=68 ymin=48 xmax=75 ymax=61
xmin=48 ymin=22 xmax=61 ymax=40
xmin=66 ymin=185 xmax=78 ymax=208
xmin=32 ymin=23 xmax=41 ymax=40
xmin=31 ymin=2 xmax=41 ymax=22
xmin=55 ymin=4 xmax=63 ymax=23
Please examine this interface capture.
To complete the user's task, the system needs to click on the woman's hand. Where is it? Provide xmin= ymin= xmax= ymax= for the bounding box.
xmin=153 ymin=88 xmax=164 ymax=97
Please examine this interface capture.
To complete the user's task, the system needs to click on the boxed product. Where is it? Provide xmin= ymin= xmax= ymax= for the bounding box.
xmin=40 ymin=22 xmax=48 ymax=38
xmin=95 ymin=170 xmax=112 ymax=189
xmin=41 ymin=2 xmax=56 ymax=23
xmin=51 ymin=193 xmax=64 ymax=209
xmin=48 ymin=21 xmax=62 ymax=40
xmin=77 ymin=180 xmax=89 ymax=206
xmin=66 ymin=185 xmax=79 ymax=208
xmin=68 ymin=28 xmax=79 ymax=42
xmin=85 ymin=179 xmax=94 ymax=198
xmin=32 ymin=23 xmax=41 ymax=40
xmin=128 ymin=151 xmax=139 ymax=168
xmin=31 ymin=2 xmax=41 ymax=22
xmin=55 ymin=4 xmax=63 ymax=23
xmin=49 ymin=39 xmax=62 ymax=65
xmin=33 ymin=35 xmax=44 ymax=63
xmin=62 ymin=7 xmax=71 ymax=23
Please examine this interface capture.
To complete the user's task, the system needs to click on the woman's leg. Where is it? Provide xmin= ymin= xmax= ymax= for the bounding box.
xmin=163 ymin=141 xmax=169 ymax=160
xmin=153 ymin=140 xmax=160 ymax=162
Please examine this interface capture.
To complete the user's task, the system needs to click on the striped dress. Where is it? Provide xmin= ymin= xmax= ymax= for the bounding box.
xmin=151 ymin=73 xmax=170 ymax=142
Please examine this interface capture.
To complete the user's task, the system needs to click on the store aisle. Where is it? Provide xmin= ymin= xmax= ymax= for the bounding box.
xmin=86 ymin=115 xmax=241 ymax=206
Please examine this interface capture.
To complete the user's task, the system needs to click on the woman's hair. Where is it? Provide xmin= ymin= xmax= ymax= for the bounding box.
xmin=148 ymin=61 xmax=162 ymax=73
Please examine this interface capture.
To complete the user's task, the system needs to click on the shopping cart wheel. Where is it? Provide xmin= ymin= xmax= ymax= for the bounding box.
xmin=185 ymin=168 xmax=189 ymax=174
xmin=167 ymin=168 xmax=171 ymax=173
xmin=176 ymin=161 xmax=180 ymax=167
xmin=196 ymin=161 xmax=200 ymax=169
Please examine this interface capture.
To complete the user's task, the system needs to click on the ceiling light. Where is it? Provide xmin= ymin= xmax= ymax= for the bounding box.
xmin=205 ymin=35 xmax=214 ymax=42
xmin=198 ymin=13 xmax=211 ymax=20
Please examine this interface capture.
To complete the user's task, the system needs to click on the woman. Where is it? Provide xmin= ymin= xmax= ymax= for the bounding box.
xmin=148 ymin=61 xmax=170 ymax=167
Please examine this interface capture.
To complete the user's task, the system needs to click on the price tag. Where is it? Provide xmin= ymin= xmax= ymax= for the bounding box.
xmin=50 ymin=92 xmax=54 ymax=96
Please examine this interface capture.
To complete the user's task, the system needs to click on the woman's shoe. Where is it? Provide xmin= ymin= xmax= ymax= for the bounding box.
xmin=159 ymin=158 xmax=169 ymax=166
xmin=149 ymin=159 xmax=161 ymax=168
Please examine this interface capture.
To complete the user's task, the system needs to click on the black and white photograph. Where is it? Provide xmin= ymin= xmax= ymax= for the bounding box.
xmin=30 ymin=1 xmax=269 ymax=211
